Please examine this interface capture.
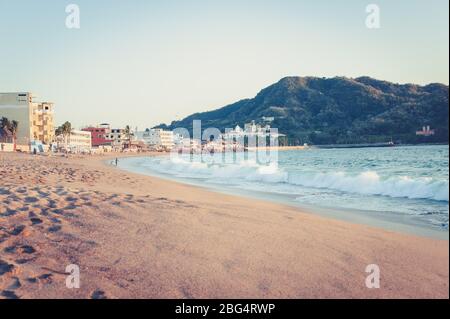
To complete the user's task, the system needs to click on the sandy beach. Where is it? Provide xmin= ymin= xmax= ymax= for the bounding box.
xmin=0 ymin=152 xmax=448 ymax=299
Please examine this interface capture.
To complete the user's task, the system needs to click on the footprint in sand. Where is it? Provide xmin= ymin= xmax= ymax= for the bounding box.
xmin=64 ymin=204 xmax=78 ymax=210
xmin=1 ymin=290 xmax=19 ymax=299
xmin=47 ymin=225 xmax=62 ymax=233
xmin=0 ymin=235 xmax=7 ymax=244
xmin=26 ymin=277 xmax=38 ymax=284
xmin=4 ymin=244 xmax=36 ymax=255
xmin=0 ymin=259 xmax=15 ymax=276
xmin=24 ymin=196 xmax=39 ymax=203
xmin=0 ymin=188 xmax=11 ymax=195
xmin=15 ymin=188 xmax=27 ymax=194
xmin=19 ymin=206 xmax=29 ymax=212
xmin=2 ymin=209 xmax=17 ymax=217
xmin=7 ymin=277 xmax=21 ymax=290
xmin=15 ymin=258 xmax=35 ymax=265
xmin=9 ymin=225 xmax=26 ymax=236
xmin=30 ymin=217 xmax=43 ymax=225
xmin=50 ymin=217 xmax=61 ymax=224
xmin=38 ymin=273 xmax=53 ymax=284
xmin=65 ymin=196 xmax=78 ymax=202
xmin=91 ymin=289 xmax=107 ymax=299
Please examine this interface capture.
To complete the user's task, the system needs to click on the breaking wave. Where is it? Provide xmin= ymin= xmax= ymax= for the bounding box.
xmin=144 ymin=157 xmax=449 ymax=202
xmin=287 ymin=171 xmax=449 ymax=202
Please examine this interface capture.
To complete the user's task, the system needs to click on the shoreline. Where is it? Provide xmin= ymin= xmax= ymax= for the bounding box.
xmin=115 ymin=154 xmax=449 ymax=240
xmin=0 ymin=152 xmax=448 ymax=298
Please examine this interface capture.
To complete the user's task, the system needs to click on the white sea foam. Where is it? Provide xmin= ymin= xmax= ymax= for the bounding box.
xmin=145 ymin=157 xmax=449 ymax=202
xmin=287 ymin=171 xmax=449 ymax=202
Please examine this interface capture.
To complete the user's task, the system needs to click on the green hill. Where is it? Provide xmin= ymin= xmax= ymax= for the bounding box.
xmin=157 ymin=76 xmax=449 ymax=145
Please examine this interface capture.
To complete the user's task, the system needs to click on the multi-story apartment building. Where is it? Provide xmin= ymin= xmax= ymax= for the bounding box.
xmin=0 ymin=92 xmax=55 ymax=150
xmin=32 ymin=102 xmax=54 ymax=144
xmin=82 ymin=125 xmax=113 ymax=147
xmin=0 ymin=92 xmax=34 ymax=148
xmin=139 ymin=128 xmax=174 ymax=150
xmin=105 ymin=128 xmax=127 ymax=150
xmin=56 ymin=129 xmax=92 ymax=153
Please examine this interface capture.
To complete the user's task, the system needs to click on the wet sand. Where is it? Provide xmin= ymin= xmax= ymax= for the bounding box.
xmin=0 ymin=152 xmax=448 ymax=299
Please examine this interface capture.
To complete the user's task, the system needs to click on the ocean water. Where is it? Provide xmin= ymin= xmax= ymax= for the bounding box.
xmin=118 ymin=145 xmax=449 ymax=237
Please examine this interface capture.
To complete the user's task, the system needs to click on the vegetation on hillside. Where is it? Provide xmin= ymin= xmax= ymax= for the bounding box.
xmin=158 ymin=76 xmax=449 ymax=145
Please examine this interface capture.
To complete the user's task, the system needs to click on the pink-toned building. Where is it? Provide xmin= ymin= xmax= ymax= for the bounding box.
xmin=82 ymin=124 xmax=113 ymax=147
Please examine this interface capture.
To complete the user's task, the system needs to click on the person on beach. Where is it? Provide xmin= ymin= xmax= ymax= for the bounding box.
xmin=115 ymin=158 xmax=118 ymax=166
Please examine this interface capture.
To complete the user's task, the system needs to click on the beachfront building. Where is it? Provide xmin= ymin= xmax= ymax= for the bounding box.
xmin=55 ymin=129 xmax=92 ymax=153
xmin=0 ymin=93 xmax=33 ymax=149
xmin=32 ymin=101 xmax=55 ymax=144
xmin=416 ymin=126 xmax=435 ymax=137
xmin=173 ymin=133 xmax=185 ymax=147
xmin=107 ymin=128 xmax=125 ymax=149
xmin=82 ymin=124 xmax=113 ymax=147
xmin=224 ymin=122 xmax=284 ymax=139
xmin=105 ymin=128 xmax=135 ymax=150
xmin=0 ymin=92 xmax=55 ymax=151
xmin=222 ymin=121 xmax=286 ymax=148
xmin=244 ymin=121 xmax=259 ymax=133
xmin=139 ymin=128 xmax=174 ymax=150
xmin=243 ymin=120 xmax=275 ymax=135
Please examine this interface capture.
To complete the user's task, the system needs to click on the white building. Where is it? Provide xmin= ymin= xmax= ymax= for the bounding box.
xmin=416 ymin=126 xmax=435 ymax=137
xmin=244 ymin=121 xmax=258 ymax=133
xmin=56 ymin=129 xmax=92 ymax=153
xmin=139 ymin=128 xmax=174 ymax=150
xmin=106 ymin=128 xmax=126 ymax=150
xmin=222 ymin=121 xmax=285 ymax=147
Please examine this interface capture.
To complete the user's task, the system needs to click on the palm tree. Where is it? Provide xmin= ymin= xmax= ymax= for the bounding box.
xmin=55 ymin=126 xmax=63 ymax=138
xmin=0 ymin=117 xmax=18 ymax=151
xmin=0 ymin=117 xmax=11 ymax=143
xmin=124 ymin=125 xmax=131 ymax=150
xmin=11 ymin=120 xmax=19 ymax=151
xmin=1 ymin=117 xmax=11 ymax=131
xmin=62 ymin=121 xmax=72 ymax=150
xmin=55 ymin=121 xmax=72 ymax=151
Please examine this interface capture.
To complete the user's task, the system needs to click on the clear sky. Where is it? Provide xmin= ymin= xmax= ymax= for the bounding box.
xmin=0 ymin=0 xmax=448 ymax=130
